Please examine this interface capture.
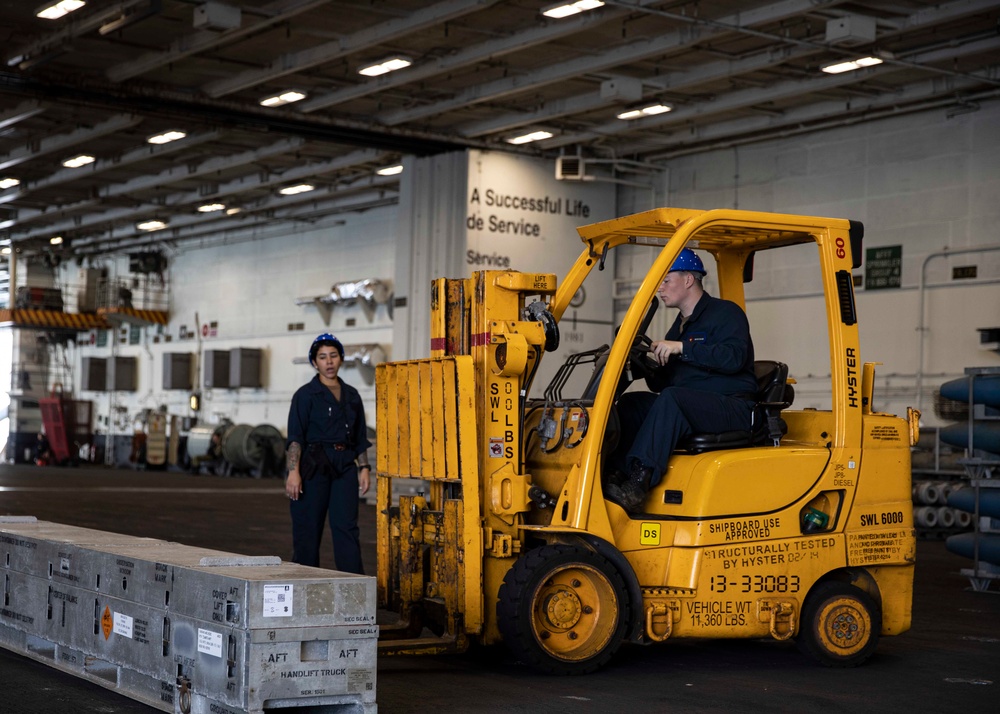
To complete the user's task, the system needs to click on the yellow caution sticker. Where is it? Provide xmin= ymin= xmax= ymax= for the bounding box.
xmin=640 ymin=522 xmax=661 ymax=546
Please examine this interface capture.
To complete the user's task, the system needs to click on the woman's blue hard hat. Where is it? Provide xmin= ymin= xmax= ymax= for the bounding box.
xmin=309 ymin=333 xmax=344 ymax=364
xmin=669 ymin=248 xmax=706 ymax=276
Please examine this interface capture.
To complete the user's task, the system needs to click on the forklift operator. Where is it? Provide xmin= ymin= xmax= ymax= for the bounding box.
xmin=606 ymin=248 xmax=757 ymax=512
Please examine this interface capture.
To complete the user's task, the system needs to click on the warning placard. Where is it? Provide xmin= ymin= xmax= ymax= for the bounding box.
xmin=101 ymin=606 xmax=113 ymax=640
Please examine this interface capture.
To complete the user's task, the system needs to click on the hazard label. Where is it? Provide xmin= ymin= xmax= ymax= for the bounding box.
xmin=101 ymin=606 xmax=113 ymax=640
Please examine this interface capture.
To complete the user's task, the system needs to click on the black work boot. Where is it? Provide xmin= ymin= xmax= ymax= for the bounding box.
xmin=606 ymin=469 xmax=628 ymax=488
xmin=605 ymin=462 xmax=653 ymax=513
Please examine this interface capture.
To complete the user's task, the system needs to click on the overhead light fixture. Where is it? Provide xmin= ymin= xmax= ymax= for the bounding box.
xmin=225 ymin=207 xmax=242 ymax=215
xmin=137 ymin=219 xmax=168 ymax=231
xmin=148 ymin=130 xmax=187 ymax=145
xmin=1 ymin=247 xmax=10 ymax=256
xmin=0 ymin=178 xmax=20 ymax=189
xmin=376 ymin=164 xmax=403 ymax=176
xmin=62 ymin=154 xmax=95 ymax=168
xmin=279 ymin=183 xmax=314 ymax=196
xmin=259 ymin=90 xmax=306 ymax=107
xmin=49 ymin=236 xmax=63 ymax=245
xmin=617 ymin=103 xmax=672 ymax=120
xmin=358 ymin=57 xmax=411 ymax=77
xmin=99 ymin=0 xmax=163 ymax=36
xmin=821 ymin=56 xmax=883 ymax=74
xmin=197 ymin=203 xmax=225 ymax=213
xmin=507 ymin=130 xmax=554 ymax=145
xmin=542 ymin=0 xmax=603 ymax=19
xmin=36 ymin=1 xmax=85 ymax=20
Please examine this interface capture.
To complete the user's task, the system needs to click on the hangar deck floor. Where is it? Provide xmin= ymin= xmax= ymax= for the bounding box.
xmin=1 ymin=463 xmax=997 ymax=714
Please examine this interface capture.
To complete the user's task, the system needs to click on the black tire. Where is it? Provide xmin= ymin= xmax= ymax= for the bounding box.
xmin=797 ymin=581 xmax=881 ymax=667
xmin=497 ymin=544 xmax=630 ymax=675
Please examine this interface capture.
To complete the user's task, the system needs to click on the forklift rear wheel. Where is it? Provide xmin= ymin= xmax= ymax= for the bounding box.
xmin=497 ymin=544 xmax=629 ymax=675
xmin=797 ymin=581 xmax=881 ymax=667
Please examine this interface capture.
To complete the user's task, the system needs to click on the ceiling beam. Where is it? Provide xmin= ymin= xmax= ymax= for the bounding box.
xmin=6 ymin=138 xmax=307 ymax=238
xmin=643 ymin=79 xmax=1000 ymax=161
xmin=0 ymin=131 xmax=222 ymax=209
xmin=204 ymin=0 xmax=502 ymax=98
xmin=297 ymin=4 xmax=629 ymax=113
xmin=71 ymin=182 xmax=400 ymax=255
xmin=0 ymin=100 xmax=44 ymax=132
xmin=5 ymin=0 xmax=154 ymax=69
xmin=542 ymin=33 xmax=1000 ymax=149
xmin=457 ymin=43 xmax=810 ymax=138
xmin=376 ymin=0 xmax=847 ymax=126
xmin=457 ymin=0 xmax=998 ymax=140
xmin=0 ymin=114 xmax=143 ymax=172
xmin=106 ymin=0 xmax=334 ymax=82
xmin=0 ymin=71 xmax=475 ymax=156
xmin=10 ymin=147 xmax=390 ymax=240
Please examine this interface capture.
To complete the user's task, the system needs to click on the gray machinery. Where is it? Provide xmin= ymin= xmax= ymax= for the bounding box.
xmin=187 ymin=423 xmax=285 ymax=478
xmin=0 ymin=517 xmax=377 ymax=713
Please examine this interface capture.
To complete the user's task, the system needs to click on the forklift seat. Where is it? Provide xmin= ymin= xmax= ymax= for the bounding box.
xmin=680 ymin=360 xmax=793 ymax=454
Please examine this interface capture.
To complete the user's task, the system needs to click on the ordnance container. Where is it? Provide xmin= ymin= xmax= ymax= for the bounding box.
xmin=0 ymin=518 xmax=377 ymax=713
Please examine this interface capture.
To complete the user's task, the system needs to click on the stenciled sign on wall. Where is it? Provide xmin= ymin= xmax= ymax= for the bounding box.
xmin=465 ymin=150 xmax=616 ymax=395
xmin=865 ymin=245 xmax=902 ymax=290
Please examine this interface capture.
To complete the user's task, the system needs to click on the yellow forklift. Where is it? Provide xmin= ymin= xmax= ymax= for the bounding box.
xmin=375 ymin=207 xmax=918 ymax=674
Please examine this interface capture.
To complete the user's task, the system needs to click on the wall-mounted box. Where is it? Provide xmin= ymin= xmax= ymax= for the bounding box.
xmin=81 ymin=357 xmax=107 ymax=392
xmin=193 ymin=1 xmax=241 ymax=31
xmin=203 ymin=349 xmax=230 ymax=388
xmin=163 ymin=352 xmax=193 ymax=390
xmin=230 ymin=348 xmax=263 ymax=388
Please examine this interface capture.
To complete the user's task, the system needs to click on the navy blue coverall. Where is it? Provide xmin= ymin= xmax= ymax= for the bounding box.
xmin=616 ymin=292 xmax=757 ymax=487
xmin=286 ymin=375 xmax=372 ymax=573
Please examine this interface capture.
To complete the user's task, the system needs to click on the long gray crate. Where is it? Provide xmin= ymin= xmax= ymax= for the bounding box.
xmin=0 ymin=517 xmax=377 ymax=713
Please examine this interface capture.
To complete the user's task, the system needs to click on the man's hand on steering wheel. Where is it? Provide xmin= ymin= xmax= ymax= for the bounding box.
xmin=649 ymin=339 xmax=683 ymax=366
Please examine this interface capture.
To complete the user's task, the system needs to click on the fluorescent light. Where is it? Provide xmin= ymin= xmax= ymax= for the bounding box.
xmin=617 ymin=103 xmax=672 ymax=120
xmin=542 ymin=0 xmax=604 ymax=19
xmin=49 ymin=236 xmax=63 ymax=245
xmin=359 ymin=57 xmax=412 ymax=77
xmin=0 ymin=178 xmax=20 ymax=189
xmin=148 ymin=130 xmax=187 ymax=145
xmin=225 ymin=207 xmax=242 ymax=215
xmin=197 ymin=203 xmax=225 ymax=213
xmin=279 ymin=183 xmax=314 ymax=195
xmin=137 ymin=219 xmax=168 ymax=231
xmin=507 ymin=130 xmax=554 ymax=145
xmin=376 ymin=164 xmax=403 ymax=176
xmin=821 ymin=56 xmax=883 ymax=74
xmin=36 ymin=1 xmax=85 ymax=20
xmin=260 ymin=90 xmax=307 ymax=107
xmin=63 ymin=154 xmax=95 ymax=168
xmin=1 ymin=247 xmax=10 ymax=256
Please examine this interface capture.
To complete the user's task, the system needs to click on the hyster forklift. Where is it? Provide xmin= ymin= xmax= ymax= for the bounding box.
xmin=375 ymin=207 xmax=918 ymax=674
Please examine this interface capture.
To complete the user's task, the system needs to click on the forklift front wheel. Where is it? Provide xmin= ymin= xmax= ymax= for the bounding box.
xmin=797 ymin=581 xmax=881 ymax=667
xmin=497 ymin=544 xmax=629 ymax=675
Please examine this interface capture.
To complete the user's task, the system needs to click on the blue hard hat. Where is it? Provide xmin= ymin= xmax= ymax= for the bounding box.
xmin=669 ymin=248 xmax=706 ymax=275
xmin=309 ymin=333 xmax=344 ymax=364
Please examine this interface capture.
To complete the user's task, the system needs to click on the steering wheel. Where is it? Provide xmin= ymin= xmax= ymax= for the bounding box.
xmin=581 ymin=297 xmax=660 ymax=401
xmin=627 ymin=333 xmax=659 ymax=381
xmin=612 ymin=297 xmax=659 ymax=398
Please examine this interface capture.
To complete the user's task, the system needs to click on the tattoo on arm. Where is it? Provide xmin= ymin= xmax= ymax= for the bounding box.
xmin=287 ymin=442 xmax=301 ymax=470
xmin=356 ymin=452 xmax=370 ymax=468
